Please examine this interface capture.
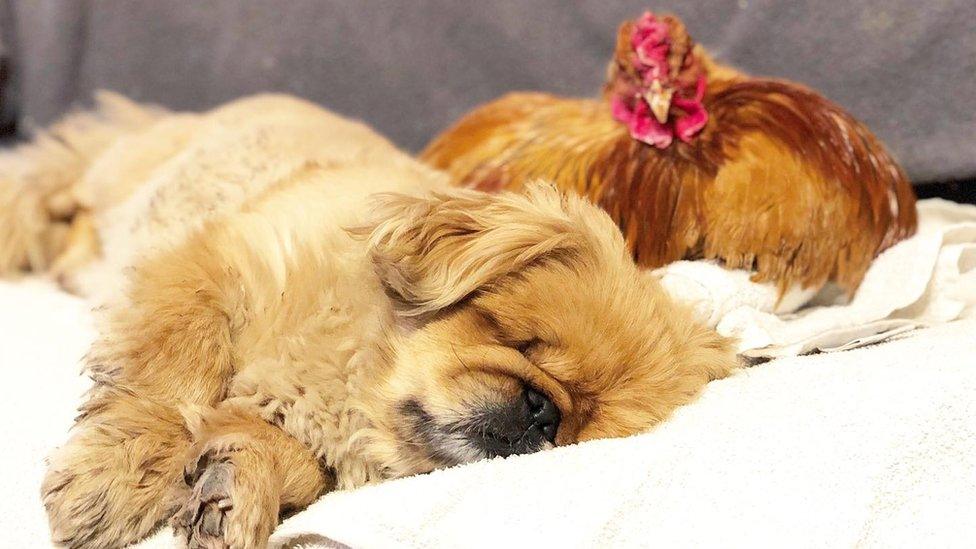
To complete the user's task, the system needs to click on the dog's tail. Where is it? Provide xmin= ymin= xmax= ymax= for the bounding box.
xmin=0 ymin=91 xmax=166 ymax=274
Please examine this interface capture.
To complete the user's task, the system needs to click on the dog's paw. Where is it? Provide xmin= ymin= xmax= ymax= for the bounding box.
xmin=173 ymin=446 xmax=276 ymax=549
xmin=174 ymin=450 xmax=236 ymax=549
xmin=41 ymin=466 xmax=107 ymax=548
xmin=0 ymin=178 xmax=47 ymax=273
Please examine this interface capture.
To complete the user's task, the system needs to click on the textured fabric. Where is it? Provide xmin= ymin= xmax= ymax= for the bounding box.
xmin=0 ymin=0 xmax=973 ymax=183
xmin=654 ymin=198 xmax=976 ymax=357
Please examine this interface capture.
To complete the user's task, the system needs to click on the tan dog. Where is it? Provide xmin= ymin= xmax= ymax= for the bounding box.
xmin=0 ymin=93 xmax=736 ymax=548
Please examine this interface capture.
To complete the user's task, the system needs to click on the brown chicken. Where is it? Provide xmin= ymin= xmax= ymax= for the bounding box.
xmin=422 ymin=11 xmax=917 ymax=295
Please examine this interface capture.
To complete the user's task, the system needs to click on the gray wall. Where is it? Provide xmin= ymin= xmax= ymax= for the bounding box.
xmin=1 ymin=0 xmax=974 ymax=183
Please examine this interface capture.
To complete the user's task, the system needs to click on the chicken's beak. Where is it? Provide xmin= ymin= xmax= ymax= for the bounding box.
xmin=645 ymin=80 xmax=673 ymax=124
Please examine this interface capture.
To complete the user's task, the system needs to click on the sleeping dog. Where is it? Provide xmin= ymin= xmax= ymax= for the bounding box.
xmin=0 ymin=93 xmax=736 ymax=548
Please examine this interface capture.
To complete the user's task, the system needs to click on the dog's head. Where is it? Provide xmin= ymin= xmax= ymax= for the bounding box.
xmin=354 ymin=183 xmax=736 ymax=476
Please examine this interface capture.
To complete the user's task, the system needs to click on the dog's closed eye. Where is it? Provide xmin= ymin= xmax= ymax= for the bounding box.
xmin=515 ymin=338 xmax=541 ymax=356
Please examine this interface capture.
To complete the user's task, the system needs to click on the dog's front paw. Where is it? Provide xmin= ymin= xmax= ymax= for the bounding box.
xmin=41 ymin=465 xmax=109 ymax=549
xmin=173 ymin=446 xmax=276 ymax=549
xmin=174 ymin=451 xmax=235 ymax=548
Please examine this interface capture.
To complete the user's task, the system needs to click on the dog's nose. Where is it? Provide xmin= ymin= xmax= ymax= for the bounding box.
xmin=474 ymin=387 xmax=561 ymax=458
xmin=524 ymin=387 xmax=560 ymax=444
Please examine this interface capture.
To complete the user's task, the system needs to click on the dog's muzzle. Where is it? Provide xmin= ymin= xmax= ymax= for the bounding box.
xmin=470 ymin=387 xmax=560 ymax=458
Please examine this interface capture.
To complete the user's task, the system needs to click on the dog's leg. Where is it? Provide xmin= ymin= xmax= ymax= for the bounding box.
xmin=0 ymin=92 xmax=163 ymax=274
xmin=42 ymin=241 xmax=237 ymax=548
xmin=173 ymin=405 xmax=331 ymax=549
xmin=49 ymin=212 xmax=100 ymax=291
xmin=42 ymin=390 xmax=194 ymax=548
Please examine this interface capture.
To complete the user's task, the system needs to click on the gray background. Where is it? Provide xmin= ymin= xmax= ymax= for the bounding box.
xmin=0 ymin=0 xmax=974 ymax=185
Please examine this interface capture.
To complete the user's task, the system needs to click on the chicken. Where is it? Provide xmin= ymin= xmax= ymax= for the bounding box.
xmin=421 ymin=11 xmax=917 ymax=295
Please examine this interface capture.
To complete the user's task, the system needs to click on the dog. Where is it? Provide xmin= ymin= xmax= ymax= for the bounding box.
xmin=0 ymin=93 xmax=737 ymax=548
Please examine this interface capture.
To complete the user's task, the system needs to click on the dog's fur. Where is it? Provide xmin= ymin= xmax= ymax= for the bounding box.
xmin=0 ymin=93 xmax=737 ymax=548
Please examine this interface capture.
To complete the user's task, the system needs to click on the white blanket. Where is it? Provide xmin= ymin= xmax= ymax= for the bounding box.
xmin=0 ymin=280 xmax=97 ymax=547
xmin=3 ymin=199 xmax=976 ymax=547
xmin=137 ymin=318 xmax=976 ymax=548
xmin=5 ymin=287 xmax=976 ymax=549
xmin=262 ymin=317 xmax=976 ymax=549
xmin=654 ymin=198 xmax=976 ymax=357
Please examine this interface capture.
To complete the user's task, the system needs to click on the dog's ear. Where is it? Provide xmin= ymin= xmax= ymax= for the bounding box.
xmin=352 ymin=183 xmax=616 ymax=317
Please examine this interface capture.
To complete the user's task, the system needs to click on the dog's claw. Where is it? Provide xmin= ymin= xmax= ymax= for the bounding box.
xmin=200 ymin=505 xmax=224 ymax=537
